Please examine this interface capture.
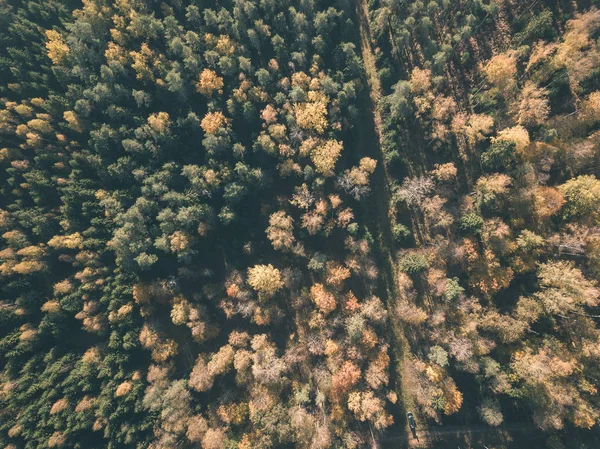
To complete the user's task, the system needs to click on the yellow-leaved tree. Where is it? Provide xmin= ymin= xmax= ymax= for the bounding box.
xmin=311 ymin=140 xmax=343 ymax=175
xmin=247 ymin=264 xmax=284 ymax=297
xmin=45 ymin=30 xmax=69 ymax=65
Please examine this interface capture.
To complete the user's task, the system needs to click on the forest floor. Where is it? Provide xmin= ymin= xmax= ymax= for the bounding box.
xmin=353 ymin=1 xmax=430 ymax=447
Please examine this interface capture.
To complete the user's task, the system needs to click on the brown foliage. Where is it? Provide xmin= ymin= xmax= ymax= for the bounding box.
xmin=325 ymin=262 xmax=351 ymax=288
xmin=310 ymin=283 xmax=336 ymax=315
xmin=330 ymin=361 xmax=361 ymax=401
xmin=187 ymin=415 xmax=208 ymax=442
xmin=201 ymin=428 xmax=226 ymax=449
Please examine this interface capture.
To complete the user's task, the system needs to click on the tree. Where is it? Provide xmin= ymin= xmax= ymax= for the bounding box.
xmin=202 ymin=428 xmax=227 ymax=449
xmin=395 ymin=176 xmax=434 ymax=207
xmin=247 ymin=264 xmax=284 ymax=297
xmin=331 ymin=361 xmax=361 ymax=401
xmin=534 ymin=260 xmax=599 ymax=314
xmin=45 ymin=30 xmax=69 ymax=65
xmin=196 ymin=69 xmax=224 ymax=96
xmin=347 ymin=390 xmax=393 ymax=429
xmin=266 ymin=211 xmax=295 ymax=251
xmin=462 ymin=114 xmax=494 ymax=146
xmin=310 ymin=283 xmax=336 ymax=315
xmin=558 ymin=175 xmax=600 ymax=223
xmin=516 ymin=82 xmax=550 ymax=126
xmin=533 ymin=187 xmax=565 ymax=219
xmin=294 ymin=93 xmax=328 ymax=134
xmin=311 ymin=140 xmax=343 ymax=175
xmin=459 ymin=213 xmax=484 ymax=234
xmin=481 ymin=140 xmax=516 ymax=172
xmin=201 ymin=111 xmax=229 ymax=134
xmin=478 ymin=398 xmax=504 ymax=426
xmin=483 ymin=51 xmax=516 ymax=94
xmin=336 ymin=158 xmax=377 ymax=200
xmin=431 ymin=163 xmax=457 ymax=181
xmin=398 ymin=253 xmax=428 ymax=274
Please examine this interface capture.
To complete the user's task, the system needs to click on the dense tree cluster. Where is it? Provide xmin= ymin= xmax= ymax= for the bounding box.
xmin=369 ymin=0 xmax=600 ymax=445
xmin=0 ymin=1 xmax=395 ymax=448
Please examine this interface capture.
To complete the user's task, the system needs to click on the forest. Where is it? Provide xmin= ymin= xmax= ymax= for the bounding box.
xmin=0 ymin=0 xmax=599 ymax=448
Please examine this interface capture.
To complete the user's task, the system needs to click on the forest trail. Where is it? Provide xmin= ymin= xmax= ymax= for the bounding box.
xmin=354 ymin=0 xmax=430 ymax=447
xmin=379 ymin=421 xmax=543 ymax=448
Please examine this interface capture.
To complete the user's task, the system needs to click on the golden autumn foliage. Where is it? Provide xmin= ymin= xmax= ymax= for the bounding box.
xmin=105 ymin=42 xmax=127 ymax=64
xmin=311 ymin=140 xmax=343 ymax=175
xmin=432 ymin=162 xmax=457 ymax=181
xmin=217 ymin=402 xmax=248 ymax=425
xmin=533 ymin=187 xmax=565 ymax=219
xmin=247 ymin=264 xmax=284 ymax=296
xmin=301 ymin=210 xmax=324 ymax=235
xmin=11 ymin=260 xmax=44 ymax=275
xmin=16 ymin=245 xmax=44 ymax=258
xmin=63 ymin=110 xmax=83 ymax=132
xmin=130 ymin=43 xmax=155 ymax=81
xmin=27 ymin=118 xmax=52 ymax=134
xmin=75 ymin=396 xmax=95 ymax=412
xmin=558 ymin=175 xmax=600 ymax=223
xmin=3 ymin=3 xmax=600 ymax=448
xmin=19 ymin=325 xmax=37 ymax=341
xmin=82 ymin=347 xmax=101 ymax=364
xmin=493 ymin=125 xmax=530 ymax=153
xmin=409 ymin=67 xmax=432 ymax=94
xmin=583 ymin=91 xmax=600 ymax=122
xmin=347 ymin=390 xmax=393 ymax=430
xmin=294 ymin=92 xmax=328 ymax=134
xmin=41 ymin=300 xmax=61 ymax=313
xmin=554 ymin=9 xmax=600 ymax=93
xmin=208 ymin=344 xmax=235 ymax=377
xmin=201 ymin=111 xmax=228 ymax=134
xmin=266 ymin=211 xmax=295 ymax=251
xmin=215 ymin=35 xmax=236 ymax=55
xmin=443 ymin=381 xmax=463 ymax=415
xmin=45 ymin=30 xmax=69 ymax=64
xmin=8 ymin=425 xmax=22 ymax=438
xmin=196 ymin=69 xmax=224 ymax=96
xmin=139 ymin=325 xmax=178 ymax=362
xmin=464 ymin=114 xmax=494 ymax=146
xmin=187 ymin=415 xmax=208 ymax=442
xmin=48 ymin=233 xmax=83 ymax=250
xmin=476 ymin=173 xmax=511 ymax=196
xmin=483 ymin=51 xmax=517 ymax=92
xmin=261 ymin=104 xmax=278 ymax=124
xmin=148 ymin=112 xmax=171 ymax=134
xmin=365 ymin=350 xmax=390 ymax=390
xmin=169 ymin=230 xmax=189 ymax=252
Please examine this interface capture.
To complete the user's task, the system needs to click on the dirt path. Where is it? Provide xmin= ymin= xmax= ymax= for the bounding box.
xmin=380 ymin=421 xmax=544 ymax=448
xmin=353 ymin=1 xmax=430 ymax=447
